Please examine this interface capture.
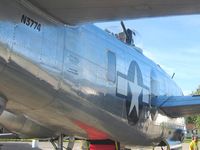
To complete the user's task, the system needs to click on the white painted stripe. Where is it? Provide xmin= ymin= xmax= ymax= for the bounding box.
xmin=117 ymin=76 xmax=128 ymax=96
xmin=142 ymin=88 xmax=150 ymax=104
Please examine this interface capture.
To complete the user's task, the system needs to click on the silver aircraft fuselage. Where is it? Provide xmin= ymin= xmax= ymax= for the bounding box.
xmin=0 ymin=0 xmax=185 ymax=147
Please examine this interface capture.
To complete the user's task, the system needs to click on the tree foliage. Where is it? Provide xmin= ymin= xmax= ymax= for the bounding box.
xmin=192 ymin=85 xmax=200 ymax=95
xmin=185 ymin=86 xmax=200 ymax=128
xmin=186 ymin=116 xmax=197 ymax=124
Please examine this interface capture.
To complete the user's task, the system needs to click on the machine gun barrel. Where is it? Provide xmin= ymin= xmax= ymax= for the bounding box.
xmin=120 ymin=21 xmax=128 ymax=38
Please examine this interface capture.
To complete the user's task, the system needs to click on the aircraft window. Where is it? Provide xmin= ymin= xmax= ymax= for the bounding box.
xmin=107 ymin=51 xmax=116 ymax=82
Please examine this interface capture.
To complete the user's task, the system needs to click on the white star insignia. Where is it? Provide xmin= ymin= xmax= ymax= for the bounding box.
xmin=128 ymin=68 xmax=143 ymax=116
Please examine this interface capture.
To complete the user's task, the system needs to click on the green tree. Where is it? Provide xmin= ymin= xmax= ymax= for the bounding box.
xmin=186 ymin=116 xmax=197 ymax=124
xmin=195 ymin=117 xmax=200 ymax=129
xmin=192 ymin=85 xmax=200 ymax=95
xmin=185 ymin=86 xmax=200 ymax=128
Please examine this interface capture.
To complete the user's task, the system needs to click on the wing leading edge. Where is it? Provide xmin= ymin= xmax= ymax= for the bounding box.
xmin=25 ymin=0 xmax=200 ymax=24
xmin=152 ymin=95 xmax=200 ymax=118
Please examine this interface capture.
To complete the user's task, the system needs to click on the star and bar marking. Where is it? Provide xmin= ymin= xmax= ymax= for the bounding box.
xmin=116 ymin=61 xmax=149 ymax=124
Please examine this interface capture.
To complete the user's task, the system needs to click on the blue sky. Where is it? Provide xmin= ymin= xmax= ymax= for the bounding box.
xmin=95 ymin=15 xmax=200 ymax=95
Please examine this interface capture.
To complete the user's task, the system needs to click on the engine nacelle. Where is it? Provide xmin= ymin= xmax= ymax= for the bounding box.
xmin=170 ymin=129 xmax=185 ymax=142
xmin=0 ymin=97 xmax=7 ymax=115
xmin=0 ymin=111 xmax=54 ymax=138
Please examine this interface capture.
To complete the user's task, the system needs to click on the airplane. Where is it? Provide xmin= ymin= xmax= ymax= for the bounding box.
xmin=1 ymin=0 xmax=200 ymax=150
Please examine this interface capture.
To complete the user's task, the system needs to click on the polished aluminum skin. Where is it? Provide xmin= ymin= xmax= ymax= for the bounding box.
xmin=0 ymin=0 xmax=185 ymax=147
xmin=27 ymin=0 xmax=200 ymax=24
